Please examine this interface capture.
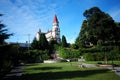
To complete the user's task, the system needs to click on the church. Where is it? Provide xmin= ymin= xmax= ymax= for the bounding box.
xmin=36 ymin=15 xmax=61 ymax=43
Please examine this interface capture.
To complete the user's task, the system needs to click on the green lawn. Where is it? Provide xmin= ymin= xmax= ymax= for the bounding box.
xmin=22 ymin=62 xmax=120 ymax=80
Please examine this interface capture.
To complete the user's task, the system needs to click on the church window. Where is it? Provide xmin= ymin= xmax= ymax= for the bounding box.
xmin=56 ymin=33 xmax=59 ymax=35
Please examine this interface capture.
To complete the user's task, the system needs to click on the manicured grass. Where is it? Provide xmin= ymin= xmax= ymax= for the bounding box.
xmin=22 ymin=62 xmax=120 ymax=80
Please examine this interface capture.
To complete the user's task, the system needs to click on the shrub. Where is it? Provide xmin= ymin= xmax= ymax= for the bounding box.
xmin=41 ymin=50 xmax=49 ymax=60
xmin=0 ymin=44 xmax=20 ymax=77
xmin=83 ymin=52 xmax=104 ymax=61
xmin=70 ymin=50 xmax=80 ymax=58
xmin=23 ymin=49 xmax=50 ymax=63
xmin=110 ymin=46 xmax=120 ymax=60
xmin=58 ymin=47 xmax=81 ymax=59
xmin=58 ymin=47 xmax=70 ymax=59
xmin=83 ymin=53 xmax=94 ymax=61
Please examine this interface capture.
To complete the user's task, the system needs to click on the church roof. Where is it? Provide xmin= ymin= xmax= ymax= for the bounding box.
xmin=53 ymin=15 xmax=58 ymax=23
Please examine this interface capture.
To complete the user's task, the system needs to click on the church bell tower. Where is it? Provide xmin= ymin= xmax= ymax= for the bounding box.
xmin=52 ymin=15 xmax=61 ymax=43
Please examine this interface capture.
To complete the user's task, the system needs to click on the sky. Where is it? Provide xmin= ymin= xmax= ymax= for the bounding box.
xmin=0 ymin=0 xmax=120 ymax=43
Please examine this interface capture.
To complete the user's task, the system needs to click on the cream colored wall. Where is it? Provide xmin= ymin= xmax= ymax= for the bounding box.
xmin=45 ymin=31 xmax=52 ymax=41
xmin=36 ymin=32 xmax=40 ymax=41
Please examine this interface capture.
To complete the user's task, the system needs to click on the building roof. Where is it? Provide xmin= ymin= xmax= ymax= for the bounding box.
xmin=38 ymin=29 xmax=41 ymax=34
xmin=53 ymin=15 xmax=58 ymax=23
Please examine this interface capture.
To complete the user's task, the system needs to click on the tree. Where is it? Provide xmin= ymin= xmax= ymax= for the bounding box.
xmin=49 ymin=38 xmax=58 ymax=49
xmin=76 ymin=7 xmax=117 ymax=47
xmin=70 ymin=43 xmax=78 ymax=49
xmin=38 ymin=33 xmax=49 ymax=50
xmin=49 ymin=39 xmax=58 ymax=53
xmin=115 ymin=22 xmax=120 ymax=43
xmin=75 ymin=20 xmax=88 ymax=47
xmin=31 ymin=37 xmax=39 ymax=49
xmin=31 ymin=33 xmax=49 ymax=50
xmin=62 ymin=35 xmax=68 ymax=47
xmin=0 ymin=14 xmax=12 ymax=44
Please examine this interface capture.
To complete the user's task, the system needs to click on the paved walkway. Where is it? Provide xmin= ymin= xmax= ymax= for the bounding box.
xmin=80 ymin=63 xmax=120 ymax=76
xmin=2 ymin=64 xmax=24 ymax=80
xmin=114 ymin=67 xmax=120 ymax=76
xmin=107 ymin=67 xmax=120 ymax=76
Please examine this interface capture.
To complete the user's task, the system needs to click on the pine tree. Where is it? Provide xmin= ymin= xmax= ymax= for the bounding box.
xmin=31 ymin=37 xmax=39 ymax=49
xmin=31 ymin=33 xmax=49 ymax=50
xmin=62 ymin=35 xmax=68 ymax=47
xmin=0 ymin=14 xmax=12 ymax=44
xmin=38 ymin=33 xmax=49 ymax=50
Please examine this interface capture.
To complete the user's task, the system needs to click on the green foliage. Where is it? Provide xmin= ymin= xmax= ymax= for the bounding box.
xmin=111 ymin=46 xmax=120 ymax=60
xmin=31 ymin=33 xmax=49 ymax=50
xmin=75 ymin=20 xmax=88 ymax=48
xmin=83 ymin=52 xmax=104 ymax=61
xmin=23 ymin=49 xmax=49 ymax=63
xmin=0 ymin=44 xmax=20 ymax=77
xmin=75 ymin=7 xmax=120 ymax=62
xmin=24 ymin=50 xmax=40 ymax=63
xmin=97 ymin=40 xmax=103 ymax=46
xmin=70 ymin=49 xmax=81 ymax=58
xmin=62 ymin=35 xmax=68 ymax=47
xmin=58 ymin=47 xmax=69 ymax=59
xmin=80 ymin=46 xmax=101 ymax=53
xmin=49 ymin=39 xmax=59 ymax=54
xmin=42 ymin=53 xmax=50 ymax=60
xmin=76 ymin=7 xmax=119 ymax=47
xmin=0 ymin=14 xmax=12 ymax=44
xmin=80 ymin=46 xmax=104 ymax=61
xmin=58 ymin=47 xmax=81 ymax=59
xmin=31 ymin=37 xmax=39 ymax=49
xmin=81 ymin=45 xmax=120 ymax=61
xmin=70 ymin=43 xmax=79 ymax=49
xmin=38 ymin=33 xmax=49 ymax=50
xmin=83 ymin=53 xmax=94 ymax=61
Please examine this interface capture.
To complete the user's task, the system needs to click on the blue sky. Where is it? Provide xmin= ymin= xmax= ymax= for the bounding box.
xmin=0 ymin=0 xmax=120 ymax=43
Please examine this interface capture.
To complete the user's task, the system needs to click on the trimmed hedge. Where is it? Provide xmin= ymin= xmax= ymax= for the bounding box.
xmin=58 ymin=47 xmax=81 ymax=59
xmin=23 ymin=49 xmax=49 ymax=63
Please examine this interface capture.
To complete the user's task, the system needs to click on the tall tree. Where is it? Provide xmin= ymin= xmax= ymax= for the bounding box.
xmin=49 ymin=39 xmax=58 ymax=54
xmin=62 ymin=35 xmax=68 ymax=47
xmin=38 ymin=33 xmax=49 ymax=50
xmin=31 ymin=37 xmax=39 ymax=49
xmin=115 ymin=22 xmax=120 ymax=43
xmin=75 ymin=20 xmax=88 ymax=47
xmin=76 ymin=7 xmax=117 ymax=46
xmin=31 ymin=33 xmax=49 ymax=50
xmin=0 ymin=14 xmax=12 ymax=44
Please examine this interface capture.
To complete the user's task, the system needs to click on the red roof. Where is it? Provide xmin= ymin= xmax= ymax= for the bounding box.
xmin=53 ymin=15 xmax=58 ymax=23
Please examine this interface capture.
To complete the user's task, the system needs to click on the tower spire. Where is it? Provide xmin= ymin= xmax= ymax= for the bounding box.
xmin=38 ymin=28 xmax=41 ymax=34
xmin=53 ymin=14 xmax=58 ymax=23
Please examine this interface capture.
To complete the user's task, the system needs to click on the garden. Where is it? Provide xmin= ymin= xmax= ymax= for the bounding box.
xmin=22 ymin=62 xmax=120 ymax=80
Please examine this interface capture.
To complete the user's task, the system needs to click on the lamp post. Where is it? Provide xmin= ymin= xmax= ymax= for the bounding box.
xmin=69 ymin=49 xmax=72 ymax=66
xmin=28 ymin=34 xmax=30 ymax=50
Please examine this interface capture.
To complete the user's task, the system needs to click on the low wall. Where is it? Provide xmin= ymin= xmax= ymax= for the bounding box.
xmin=44 ymin=59 xmax=61 ymax=63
